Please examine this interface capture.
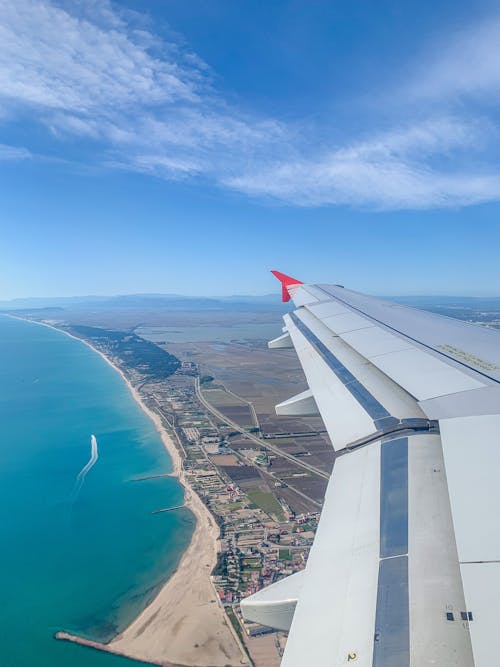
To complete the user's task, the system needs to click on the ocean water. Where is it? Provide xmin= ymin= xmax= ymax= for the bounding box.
xmin=0 ymin=316 xmax=194 ymax=667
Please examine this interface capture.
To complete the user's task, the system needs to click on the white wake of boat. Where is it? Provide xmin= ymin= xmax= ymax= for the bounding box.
xmin=72 ymin=435 xmax=99 ymax=500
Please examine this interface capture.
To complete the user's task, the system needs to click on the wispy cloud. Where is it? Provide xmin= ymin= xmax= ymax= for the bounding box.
xmin=225 ymin=117 xmax=500 ymax=209
xmin=0 ymin=1 xmax=198 ymax=111
xmin=0 ymin=143 xmax=32 ymax=160
xmin=1 ymin=1 xmax=500 ymax=210
xmin=407 ymin=15 xmax=500 ymax=103
xmin=0 ymin=0 xmax=285 ymax=178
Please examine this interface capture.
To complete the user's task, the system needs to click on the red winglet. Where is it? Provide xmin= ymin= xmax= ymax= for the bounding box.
xmin=271 ymin=270 xmax=303 ymax=302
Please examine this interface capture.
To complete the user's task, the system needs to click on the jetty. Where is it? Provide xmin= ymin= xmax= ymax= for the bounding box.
xmin=151 ymin=504 xmax=185 ymax=514
xmin=131 ymin=472 xmax=173 ymax=482
xmin=54 ymin=631 xmax=175 ymax=666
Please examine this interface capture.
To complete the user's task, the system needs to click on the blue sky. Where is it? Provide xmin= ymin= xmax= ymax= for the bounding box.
xmin=1 ymin=0 xmax=500 ymax=298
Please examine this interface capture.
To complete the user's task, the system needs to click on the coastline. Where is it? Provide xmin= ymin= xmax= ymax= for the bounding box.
xmin=13 ymin=317 xmax=247 ymax=667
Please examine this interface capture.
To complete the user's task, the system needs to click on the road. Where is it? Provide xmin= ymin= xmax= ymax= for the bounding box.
xmin=227 ymin=442 xmax=323 ymax=508
xmin=195 ymin=378 xmax=330 ymax=481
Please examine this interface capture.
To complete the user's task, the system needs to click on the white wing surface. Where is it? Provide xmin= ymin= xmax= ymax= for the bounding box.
xmin=241 ymin=273 xmax=500 ymax=667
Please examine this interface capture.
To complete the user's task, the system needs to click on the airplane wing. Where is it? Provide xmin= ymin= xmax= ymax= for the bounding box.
xmin=240 ymin=272 xmax=500 ymax=667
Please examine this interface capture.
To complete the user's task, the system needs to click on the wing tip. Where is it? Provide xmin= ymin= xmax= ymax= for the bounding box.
xmin=270 ymin=270 xmax=303 ymax=302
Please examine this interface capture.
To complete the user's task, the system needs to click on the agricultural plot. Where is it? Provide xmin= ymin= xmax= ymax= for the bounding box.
xmin=246 ymin=489 xmax=285 ymax=521
xmin=202 ymin=387 xmax=257 ymax=428
xmin=209 ymin=454 xmax=239 ymax=466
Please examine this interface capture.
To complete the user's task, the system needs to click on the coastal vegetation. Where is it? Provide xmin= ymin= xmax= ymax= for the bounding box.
xmin=67 ymin=325 xmax=180 ymax=380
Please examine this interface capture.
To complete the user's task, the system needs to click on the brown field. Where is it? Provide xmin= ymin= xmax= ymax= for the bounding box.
xmin=220 ymin=405 xmax=254 ymax=425
xmin=223 ymin=465 xmax=262 ymax=483
xmin=167 ymin=340 xmax=333 ymax=463
xmin=208 ymin=454 xmax=239 ymax=466
xmin=202 ymin=388 xmax=246 ymax=407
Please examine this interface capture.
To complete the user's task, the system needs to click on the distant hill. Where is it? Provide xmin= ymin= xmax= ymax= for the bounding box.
xmin=388 ymin=295 xmax=500 ymax=309
xmin=2 ymin=293 xmax=499 ymax=319
xmin=0 ymin=292 xmax=285 ymax=312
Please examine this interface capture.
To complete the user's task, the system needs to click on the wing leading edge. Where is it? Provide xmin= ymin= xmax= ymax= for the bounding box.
xmin=240 ymin=273 xmax=500 ymax=666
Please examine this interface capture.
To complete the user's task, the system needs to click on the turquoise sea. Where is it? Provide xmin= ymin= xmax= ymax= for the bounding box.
xmin=0 ymin=316 xmax=194 ymax=667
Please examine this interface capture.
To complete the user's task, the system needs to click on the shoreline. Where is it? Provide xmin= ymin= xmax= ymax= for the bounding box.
xmin=11 ymin=316 xmax=248 ymax=667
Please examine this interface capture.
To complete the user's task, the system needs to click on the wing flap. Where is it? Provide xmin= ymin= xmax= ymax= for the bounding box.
xmin=440 ymin=414 xmax=500 ymax=562
xmin=282 ymin=443 xmax=381 ymax=667
xmin=439 ymin=414 xmax=500 ymax=666
xmin=460 ymin=563 xmax=500 ymax=667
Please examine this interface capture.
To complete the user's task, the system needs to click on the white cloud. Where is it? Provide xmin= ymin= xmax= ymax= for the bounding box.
xmin=226 ymin=156 xmax=500 ymax=209
xmin=108 ymin=153 xmax=201 ymax=179
xmin=0 ymin=144 xmax=32 ymax=160
xmin=408 ymin=16 xmax=500 ymax=102
xmin=225 ymin=117 xmax=500 ymax=209
xmin=1 ymin=1 xmax=500 ymax=210
xmin=335 ymin=117 xmax=485 ymax=161
xmin=0 ymin=1 xmax=197 ymax=112
xmin=0 ymin=0 xmax=286 ymax=178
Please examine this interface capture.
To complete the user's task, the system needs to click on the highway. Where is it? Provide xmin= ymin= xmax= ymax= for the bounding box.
xmin=227 ymin=442 xmax=323 ymax=508
xmin=194 ymin=378 xmax=330 ymax=481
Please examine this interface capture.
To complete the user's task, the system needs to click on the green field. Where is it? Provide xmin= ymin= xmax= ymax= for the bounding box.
xmin=246 ymin=489 xmax=285 ymax=520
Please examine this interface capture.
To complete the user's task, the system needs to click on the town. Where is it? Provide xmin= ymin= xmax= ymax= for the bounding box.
xmin=59 ymin=324 xmax=327 ymax=665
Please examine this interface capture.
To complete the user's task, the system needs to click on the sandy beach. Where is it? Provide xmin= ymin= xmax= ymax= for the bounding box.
xmin=17 ymin=318 xmax=248 ymax=667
